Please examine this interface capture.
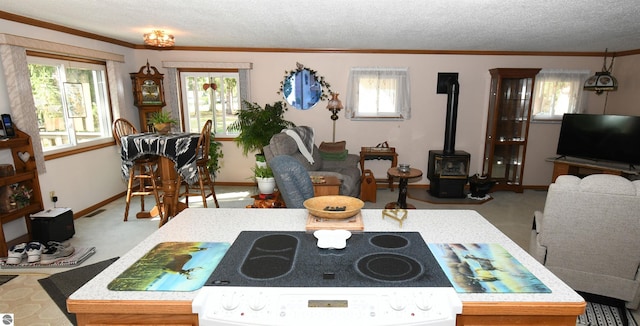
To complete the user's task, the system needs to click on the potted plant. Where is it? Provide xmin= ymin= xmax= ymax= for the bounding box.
xmin=227 ymin=100 xmax=295 ymax=161
xmin=149 ymin=110 xmax=178 ymax=134
xmin=207 ymin=134 xmax=224 ymax=178
xmin=252 ymin=164 xmax=276 ymax=194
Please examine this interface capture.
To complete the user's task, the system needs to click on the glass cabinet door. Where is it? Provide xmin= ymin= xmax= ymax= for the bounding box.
xmin=482 ymin=68 xmax=540 ymax=192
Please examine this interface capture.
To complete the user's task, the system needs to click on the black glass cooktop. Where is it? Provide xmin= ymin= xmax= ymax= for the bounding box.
xmin=205 ymin=231 xmax=451 ymax=288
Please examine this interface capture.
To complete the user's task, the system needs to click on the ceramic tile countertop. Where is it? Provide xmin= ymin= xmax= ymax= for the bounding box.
xmin=69 ymin=208 xmax=584 ymax=305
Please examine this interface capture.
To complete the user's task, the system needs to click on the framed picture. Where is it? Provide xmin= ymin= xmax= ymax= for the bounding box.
xmin=63 ymin=82 xmax=87 ymax=118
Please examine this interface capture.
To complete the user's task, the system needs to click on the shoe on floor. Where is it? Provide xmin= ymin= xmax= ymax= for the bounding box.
xmin=26 ymin=241 xmax=45 ymax=263
xmin=6 ymin=243 xmax=27 ymax=264
xmin=40 ymin=242 xmax=74 ymax=265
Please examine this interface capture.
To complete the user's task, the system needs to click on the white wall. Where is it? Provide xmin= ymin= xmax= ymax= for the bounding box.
xmin=138 ymin=51 xmax=629 ymax=186
xmin=1 ymin=18 xmax=639 ymax=226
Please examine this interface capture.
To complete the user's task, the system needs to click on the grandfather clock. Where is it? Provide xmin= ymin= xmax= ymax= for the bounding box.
xmin=130 ymin=61 xmax=166 ymax=131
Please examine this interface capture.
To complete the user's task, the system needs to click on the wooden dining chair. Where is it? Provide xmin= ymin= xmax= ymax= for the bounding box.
xmin=112 ymin=118 xmax=163 ymax=222
xmin=180 ymin=120 xmax=219 ymax=208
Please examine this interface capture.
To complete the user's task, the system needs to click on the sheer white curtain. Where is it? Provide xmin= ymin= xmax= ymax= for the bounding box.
xmin=345 ymin=67 xmax=411 ymax=120
xmin=532 ymin=69 xmax=590 ymax=120
xmin=165 ymin=67 xmax=182 ymax=128
xmin=106 ymin=60 xmax=127 ymax=121
xmin=0 ymin=44 xmax=46 ymax=172
xmin=239 ymin=68 xmax=252 ymax=105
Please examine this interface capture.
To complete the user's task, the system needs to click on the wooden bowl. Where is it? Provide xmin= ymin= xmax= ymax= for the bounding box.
xmin=303 ymin=195 xmax=364 ymax=219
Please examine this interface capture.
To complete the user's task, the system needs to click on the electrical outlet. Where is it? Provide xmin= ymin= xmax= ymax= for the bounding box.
xmin=49 ymin=191 xmax=55 ymax=201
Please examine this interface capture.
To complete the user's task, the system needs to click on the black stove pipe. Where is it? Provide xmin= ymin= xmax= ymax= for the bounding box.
xmin=443 ymin=78 xmax=460 ymax=155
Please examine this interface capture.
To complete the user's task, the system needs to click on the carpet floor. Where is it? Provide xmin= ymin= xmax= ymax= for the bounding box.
xmin=38 ymin=257 xmax=118 ymax=325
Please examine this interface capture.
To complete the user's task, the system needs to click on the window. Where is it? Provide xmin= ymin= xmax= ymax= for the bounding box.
xmin=345 ymin=68 xmax=411 ymax=120
xmin=531 ymin=69 xmax=590 ymax=121
xmin=28 ymin=54 xmax=112 ymax=151
xmin=180 ymin=71 xmax=240 ymax=136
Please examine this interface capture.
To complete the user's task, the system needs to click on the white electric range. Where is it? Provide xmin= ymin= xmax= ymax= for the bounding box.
xmin=193 ymin=231 xmax=461 ymax=326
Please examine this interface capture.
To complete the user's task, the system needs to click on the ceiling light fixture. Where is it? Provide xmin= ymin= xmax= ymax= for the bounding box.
xmin=583 ymin=48 xmax=617 ymax=95
xmin=143 ymin=30 xmax=175 ymax=48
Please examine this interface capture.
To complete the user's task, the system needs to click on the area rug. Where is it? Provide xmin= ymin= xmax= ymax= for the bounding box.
xmin=38 ymin=257 xmax=118 ymax=325
xmin=0 ymin=274 xmax=70 ymax=325
xmin=0 ymin=247 xmax=95 ymax=268
xmin=577 ymin=291 xmax=638 ymax=326
xmin=0 ymin=274 xmax=17 ymax=286
xmin=407 ymin=188 xmax=492 ymax=205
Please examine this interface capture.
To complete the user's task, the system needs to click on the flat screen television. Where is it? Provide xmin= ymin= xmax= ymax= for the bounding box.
xmin=556 ymin=114 xmax=640 ymax=167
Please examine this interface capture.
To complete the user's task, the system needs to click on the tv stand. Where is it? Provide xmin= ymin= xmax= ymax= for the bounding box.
xmin=548 ymin=157 xmax=639 ymax=182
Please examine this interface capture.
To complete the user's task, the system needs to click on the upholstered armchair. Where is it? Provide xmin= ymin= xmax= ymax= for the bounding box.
xmin=269 ymin=155 xmax=315 ymax=208
xmin=263 ymin=127 xmax=361 ymax=197
xmin=529 ymin=174 xmax=640 ymax=308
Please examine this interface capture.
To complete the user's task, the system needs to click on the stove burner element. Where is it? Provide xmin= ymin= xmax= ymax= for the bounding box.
xmin=206 ymin=231 xmax=452 ymax=288
xmin=240 ymin=234 xmax=297 ymax=279
xmin=370 ymin=234 xmax=409 ymax=249
xmin=357 ymin=253 xmax=422 ymax=282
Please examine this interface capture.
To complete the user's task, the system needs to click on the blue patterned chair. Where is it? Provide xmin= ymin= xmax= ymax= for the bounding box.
xmin=268 ymin=155 xmax=315 ymax=208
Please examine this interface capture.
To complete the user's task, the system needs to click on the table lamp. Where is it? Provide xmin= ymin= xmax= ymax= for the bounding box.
xmin=327 ymin=93 xmax=343 ymax=142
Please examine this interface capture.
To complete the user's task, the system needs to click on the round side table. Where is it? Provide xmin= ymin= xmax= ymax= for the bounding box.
xmin=385 ymin=167 xmax=423 ymax=209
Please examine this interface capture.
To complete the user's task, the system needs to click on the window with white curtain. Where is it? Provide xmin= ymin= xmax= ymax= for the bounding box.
xmin=27 ymin=53 xmax=113 ymax=152
xmin=180 ymin=70 xmax=241 ymax=136
xmin=531 ymin=69 xmax=590 ymax=121
xmin=345 ymin=67 xmax=411 ymax=120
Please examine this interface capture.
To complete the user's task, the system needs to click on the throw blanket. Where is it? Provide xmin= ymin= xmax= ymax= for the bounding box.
xmin=284 ymin=126 xmax=315 ymax=164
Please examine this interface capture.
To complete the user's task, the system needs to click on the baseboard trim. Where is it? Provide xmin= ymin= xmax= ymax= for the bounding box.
xmin=73 ymin=191 xmax=126 ymax=219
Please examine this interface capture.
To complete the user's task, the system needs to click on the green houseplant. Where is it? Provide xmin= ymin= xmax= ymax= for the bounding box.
xmin=227 ymin=100 xmax=295 ymax=158
xmin=252 ymin=164 xmax=276 ymax=194
xmin=149 ymin=110 xmax=178 ymax=134
xmin=207 ymin=134 xmax=224 ymax=178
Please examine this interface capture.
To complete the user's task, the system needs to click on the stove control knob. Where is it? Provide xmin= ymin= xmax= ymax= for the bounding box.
xmin=249 ymin=293 xmax=266 ymax=311
xmin=221 ymin=292 xmax=241 ymax=311
xmin=415 ymin=293 xmax=433 ymax=311
xmin=388 ymin=294 xmax=407 ymax=311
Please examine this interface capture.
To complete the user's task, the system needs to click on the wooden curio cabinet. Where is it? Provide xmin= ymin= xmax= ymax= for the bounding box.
xmin=130 ymin=61 xmax=166 ymax=131
xmin=0 ymin=129 xmax=44 ymax=256
xmin=482 ymin=68 xmax=540 ymax=192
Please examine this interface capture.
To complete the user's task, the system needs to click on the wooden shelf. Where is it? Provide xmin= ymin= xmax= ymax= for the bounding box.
xmin=0 ymin=129 xmax=43 ymax=256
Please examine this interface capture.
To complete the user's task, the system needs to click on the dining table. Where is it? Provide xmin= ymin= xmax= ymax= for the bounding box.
xmin=119 ymin=132 xmax=200 ymax=226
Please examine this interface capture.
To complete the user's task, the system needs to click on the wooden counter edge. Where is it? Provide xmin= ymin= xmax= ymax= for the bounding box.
xmin=67 ymin=298 xmax=194 ymax=315
xmin=462 ymin=300 xmax=586 ymax=316
xmin=68 ymin=298 xmax=586 ymax=316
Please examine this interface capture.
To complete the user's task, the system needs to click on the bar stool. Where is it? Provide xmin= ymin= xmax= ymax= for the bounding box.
xmin=180 ymin=120 xmax=219 ymax=208
xmin=112 ymin=118 xmax=163 ymax=221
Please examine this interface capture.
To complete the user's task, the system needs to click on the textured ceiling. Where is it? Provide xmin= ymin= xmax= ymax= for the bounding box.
xmin=2 ymin=0 xmax=640 ymax=52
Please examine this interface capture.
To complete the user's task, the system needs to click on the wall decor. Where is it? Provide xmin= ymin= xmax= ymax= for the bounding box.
xmin=278 ymin=62 xmax=332 ymax=110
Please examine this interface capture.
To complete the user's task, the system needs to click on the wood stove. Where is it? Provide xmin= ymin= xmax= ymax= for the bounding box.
xmin=427 ymin=77 xmax=470 ymax=198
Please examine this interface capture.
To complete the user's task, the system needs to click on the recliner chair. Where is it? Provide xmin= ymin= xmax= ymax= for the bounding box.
xmin=263 ymin=127 xmax=361 ymax=197
xmin=269 ymin=155 xmax=315 ymax=208
xmin=529 ymin=174 xmax=640 ymax=309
